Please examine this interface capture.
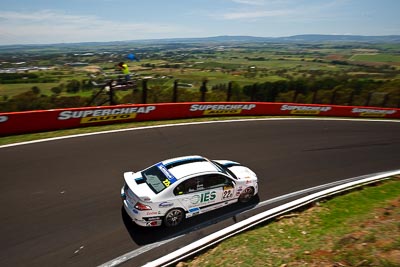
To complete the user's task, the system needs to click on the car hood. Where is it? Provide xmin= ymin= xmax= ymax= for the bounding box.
xmin=214 ymin=160 xmax=257 ymax=181
xmin=229 ymin=165 xmax=257 ymax=180
xmin=124 ymin=171 xmax=156 ymax=202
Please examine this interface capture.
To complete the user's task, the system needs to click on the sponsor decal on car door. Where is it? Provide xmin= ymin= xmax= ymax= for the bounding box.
xmin=180 ymin=189 xmax=219 ymax=209
xmin=182 ymin=186 xmax=236 ymax=216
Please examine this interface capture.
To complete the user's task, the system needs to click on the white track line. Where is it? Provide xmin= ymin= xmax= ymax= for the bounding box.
xmin=1 ymin=117 xmax=398 ymax=149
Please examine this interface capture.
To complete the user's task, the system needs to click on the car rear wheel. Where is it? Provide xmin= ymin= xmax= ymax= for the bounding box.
xmin=164 ymin=208 xmax=185 ymax=227
xmin=238 ymin=187 xmax=255 ymax=203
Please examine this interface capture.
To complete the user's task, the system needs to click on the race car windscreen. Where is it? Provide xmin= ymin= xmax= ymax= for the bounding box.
xmin=142 ymin=166 xmax=168 ymax=193
xmin=211 ymin=161 xmax=237 ymax=179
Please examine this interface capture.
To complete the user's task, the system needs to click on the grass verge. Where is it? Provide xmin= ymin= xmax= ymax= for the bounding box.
xmin=181 ymin=177 xmax=400 ymax=267
xmin=1 ymin=116 xmax=393 ymax=146
xmin=0 ymin=116 xmax=268 ymax=146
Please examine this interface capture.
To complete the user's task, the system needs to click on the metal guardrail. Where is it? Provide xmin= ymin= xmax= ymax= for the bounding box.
xmin=142 ymin=169 xmax=400 ymax=267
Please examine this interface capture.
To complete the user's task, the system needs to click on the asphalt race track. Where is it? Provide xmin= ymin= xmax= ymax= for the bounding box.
xmin=1 ymin=118 xmax=399 ymax=267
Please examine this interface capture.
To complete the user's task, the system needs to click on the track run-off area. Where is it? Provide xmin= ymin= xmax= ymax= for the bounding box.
xmin=1 ymin=118 xmax=399 ymax=267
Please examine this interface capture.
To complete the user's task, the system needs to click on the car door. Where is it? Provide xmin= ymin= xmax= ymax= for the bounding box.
xmin=174 ymin=174 xmax=235 ymax=217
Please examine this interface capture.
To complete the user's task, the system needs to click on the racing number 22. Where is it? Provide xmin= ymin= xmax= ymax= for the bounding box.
xmin=223 ymin=189 xmax=233 ymax=199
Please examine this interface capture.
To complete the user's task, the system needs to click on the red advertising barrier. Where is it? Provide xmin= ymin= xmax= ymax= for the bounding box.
xmin=0 ymin=102 xmax=399 ymax=136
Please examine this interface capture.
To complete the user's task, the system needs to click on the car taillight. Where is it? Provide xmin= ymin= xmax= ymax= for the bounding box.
xmin=134 ymin=202 xmax=152 ymax=211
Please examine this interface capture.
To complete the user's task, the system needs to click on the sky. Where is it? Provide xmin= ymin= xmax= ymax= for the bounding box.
xmin=0 ymin=0 xmax=399 ymax=45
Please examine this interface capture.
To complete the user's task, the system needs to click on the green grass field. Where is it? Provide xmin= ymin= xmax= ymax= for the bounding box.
xmin=0 ymin=82 xmax=60 ymax=97
xmin=350 ymin=53 xmax=400 ymax=63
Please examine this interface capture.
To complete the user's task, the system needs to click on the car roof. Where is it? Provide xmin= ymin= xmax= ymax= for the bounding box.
xmin=161 ymin=155 xmax=219 ymax=179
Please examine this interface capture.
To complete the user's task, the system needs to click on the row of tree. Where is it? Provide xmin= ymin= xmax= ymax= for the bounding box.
xmin=1 ymin=77 xmax=399 ymax=112
xmin=0 ymin=73 xmax=58 ymax=84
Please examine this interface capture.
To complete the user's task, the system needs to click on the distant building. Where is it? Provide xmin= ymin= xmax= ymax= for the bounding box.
xmin=65 ymin=62 xmax=89 ymax=67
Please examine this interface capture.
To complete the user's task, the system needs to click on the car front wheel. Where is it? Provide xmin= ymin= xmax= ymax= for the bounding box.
xmin=164 ymin=208 xmax=185 ymax=227
xmin=238 ymin=187 xmax=255 ymax=203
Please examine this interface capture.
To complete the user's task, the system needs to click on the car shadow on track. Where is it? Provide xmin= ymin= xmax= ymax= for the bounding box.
xmin=121 ymin=196 xmax=260 ymax=246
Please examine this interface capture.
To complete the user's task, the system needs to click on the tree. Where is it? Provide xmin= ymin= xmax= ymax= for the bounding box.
xmin=66 ymin=79 xmax=81 ymax=93
xmin=81 ymin=79 xmax=94 ymax=91
xmin=53 ymin=96 xmax=86 ymax=108
xmin=31 ymin=86 xmax=41 ymax=95
xmin=51 ymin=86 xmax=63 ymax=95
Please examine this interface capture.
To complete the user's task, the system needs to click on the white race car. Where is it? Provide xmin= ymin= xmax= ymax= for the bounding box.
xmin=121 ymin=155 xmax=258 ymax=227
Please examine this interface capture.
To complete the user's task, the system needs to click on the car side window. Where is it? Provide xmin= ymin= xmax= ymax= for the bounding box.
xmin=173 ymin=177 xmax=204 ymax=195
xmin=202 ymin=174 xmax=230 ymax=189
xmin=173 ymin=174 xmax=233 ymax=195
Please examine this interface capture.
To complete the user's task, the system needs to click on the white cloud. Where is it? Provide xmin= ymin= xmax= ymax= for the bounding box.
xmin=230 ymin=0 xmax=266 ymax=5
xmin=230 ymin=0 xmax=292 ymax=5
xmin=0 ymin=10 xmax=185 ymax=44
xmin=217 ymin=0 xmax=349 ymax=21
xmin=221 ymin=9 xmax=293 ymax=20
